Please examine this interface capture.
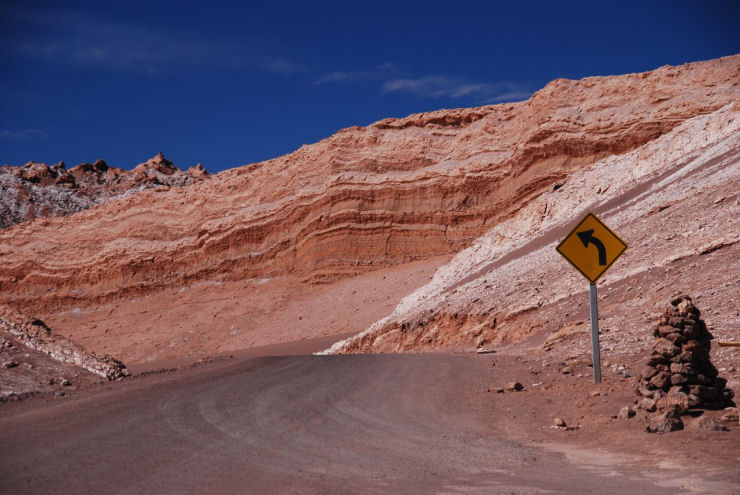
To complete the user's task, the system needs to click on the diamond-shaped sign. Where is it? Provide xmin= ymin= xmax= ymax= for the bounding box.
xmin=556 ymin=212 xmax=627 ymax=284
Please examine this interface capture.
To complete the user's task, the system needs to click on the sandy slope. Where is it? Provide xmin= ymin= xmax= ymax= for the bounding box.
xmin=42 ymin=257 xmax=446 ymax=364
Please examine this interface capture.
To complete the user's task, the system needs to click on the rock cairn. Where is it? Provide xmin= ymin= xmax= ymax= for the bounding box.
xmin=637 ymin=295 xmax=734 ymax=432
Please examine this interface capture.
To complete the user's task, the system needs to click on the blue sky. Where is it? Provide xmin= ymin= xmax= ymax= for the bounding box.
xmin=1 ymin=1 xmax=738 ymax=173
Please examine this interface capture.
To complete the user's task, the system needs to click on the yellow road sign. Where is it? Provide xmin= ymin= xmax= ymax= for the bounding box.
xmin=556 ymin=212 xmax=627 ymax=284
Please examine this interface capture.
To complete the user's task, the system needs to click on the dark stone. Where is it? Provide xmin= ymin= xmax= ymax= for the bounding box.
xmin=638 ymin=398 xmax=657 ymax=412
xmin=652 ymin=339 xmax=679 ymax=357
xmin=664 ymin=332 xmax=687 ymax=345
xmin=668 ymin=317 xmax=689 ymax=328
xmin=670 ymin=295 xmax=686 ymax=306
xmin=505 ymin=382 xmax=524 ymax=392
xmin=641 ymin=367 xmax=659 ymax=380
xmin=646 ymin=412 xmax=684 ymax=433
xmin=675 ymin=350 xmax=706 ymax=364
xmin=649 ymin=371 xmax=671 ymax=390
xmin=670 ymin=362 xmax=691 ymax=375
xmin=683 ymin=341 xmax=709 ymax=357
xmin=638 ymin=385 xmax=654 ymax=397
xmin=670 ymin=373 xmax=688 ymax=385
xmin=656 ymin=395 xmax=689 ymax=415
xmin=618 ymin=406 xmax=636 ymax=420
xmin=648 ymin=354 xmax=670 ymax=367
xmin=656 ymin=325 xmax=676 ymax=337
xmin=687 ymin=394 xmax=702 ymax=407
xmin=668 ymin=385 xmax=689 ymax=396
xmin=695 ymin=386 xmax=720 ymax=400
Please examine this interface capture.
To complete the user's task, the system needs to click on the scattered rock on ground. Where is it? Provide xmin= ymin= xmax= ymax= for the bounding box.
xmin=720 ymin=407 xmax=738 ymax=422
xmin=618 ymin=406 xmax=636 ymax=420
xmin=687 ymin=416 xmax=729 ymax=431
xmin=505 ymin=382 xmax=524 ymax=392
xmin=646 ymin=412 xmax=684 ymax=433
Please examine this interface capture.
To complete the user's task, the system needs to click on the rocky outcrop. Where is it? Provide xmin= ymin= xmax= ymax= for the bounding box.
xmin=0 ymin=56 xmax=738 ymax=315
xmin=0 ymin=153 xmax=209 ymax=229
xmin=0 ymin=304 xmax=129 ymax=380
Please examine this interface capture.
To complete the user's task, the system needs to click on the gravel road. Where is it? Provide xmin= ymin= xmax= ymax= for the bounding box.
xmin=1 ymin=354 xmax=679 ymax=494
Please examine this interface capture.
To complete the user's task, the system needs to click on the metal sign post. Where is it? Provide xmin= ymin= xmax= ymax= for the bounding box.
xmin=589 ymin=283 xmax=601 ymax=383
xmin=556 ymin=212 xmax=627 ymax=385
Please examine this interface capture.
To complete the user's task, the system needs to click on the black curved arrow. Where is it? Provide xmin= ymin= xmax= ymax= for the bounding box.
xmin=577 ymin=229 xmax=607 ymax=265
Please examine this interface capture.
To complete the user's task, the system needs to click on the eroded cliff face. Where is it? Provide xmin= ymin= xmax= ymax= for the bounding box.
xmin=0 ymin=55 xmax=738 ymax=315
xmin=324 ymin=104 xmax=740 ymax=355
xmin=0 ymin=153 xmax=209 ymax=229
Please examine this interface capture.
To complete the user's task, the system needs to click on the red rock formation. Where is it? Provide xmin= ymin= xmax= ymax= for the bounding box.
xmin=325 ymin=103 xmax=740 ymax=355
xmin=0 ymin=55 xmax=738 ymax=316
xmin=0 ymin=303 xmax=129 ymax=399
xmin=0 ymin=153 xmax=209 ymax=229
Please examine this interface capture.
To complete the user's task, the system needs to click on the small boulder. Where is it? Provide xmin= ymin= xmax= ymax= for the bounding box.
xmin=505 ymin=382 xmax=524 ymax=392
xmin=720 ymin=407 xmax=738 ymax=422
xmin=669 ymin=373 xmax=688 ymax=385
xmin=553 ymin=417 xmax=567 ymax=428
xmin=638 ymin=398 xmax=657 ymax=412
xmin=655 ymin=395 xmax=689 ymax=416
xmin=687 ymin=416 xmax=729 ymax=431
xmin=646 ymin=412 xmax=684 ymax=433
xmin=652 ymin=339 xmax=679 ymax=357
xmin=618 ymin=406 xmax=636 ymax=420
xmin=648 ymin=371 xmax=671 ymax=390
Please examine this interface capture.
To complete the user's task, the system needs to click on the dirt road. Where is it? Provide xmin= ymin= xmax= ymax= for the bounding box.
xmin=0 ymin=354 xmax=688 ymax=494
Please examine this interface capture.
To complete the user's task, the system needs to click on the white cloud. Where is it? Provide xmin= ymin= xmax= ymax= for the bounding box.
xmin=1 ymin=7 xmax=297 ymax=75
xmin=314 ymin=63 xmax=396 ymax=84
xmin=382 ymin=75 xmax=531 ymax=102
xmin=0 ymin=129 xmax=50 ymax=140
xmin=484 ymin=91 xmax=533 ymax=103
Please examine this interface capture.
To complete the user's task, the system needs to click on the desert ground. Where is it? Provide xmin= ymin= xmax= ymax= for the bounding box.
xmin=1 ymin=55 xmax=739 ymax=493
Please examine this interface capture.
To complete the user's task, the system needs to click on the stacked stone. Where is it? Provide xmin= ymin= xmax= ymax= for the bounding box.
xmin=637 ymin=295 xmax=734 ymax=421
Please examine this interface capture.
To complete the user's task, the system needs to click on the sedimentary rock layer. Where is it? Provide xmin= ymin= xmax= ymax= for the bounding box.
xmin=325 ymin=103 xmax=740 ymax=354
xmin=0 ymin=56 xmax=738 ymax=313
